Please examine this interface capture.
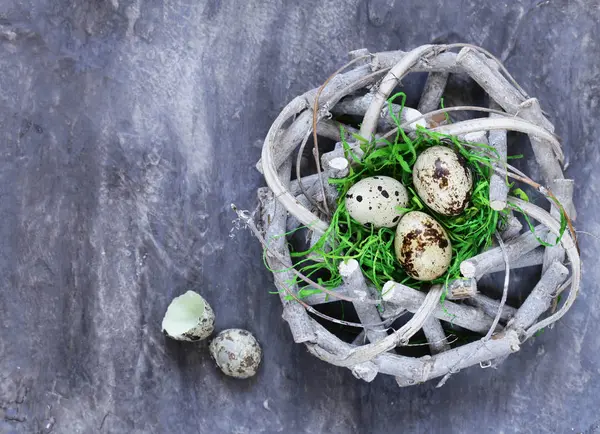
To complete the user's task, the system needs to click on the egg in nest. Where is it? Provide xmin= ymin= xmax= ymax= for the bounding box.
xmin=394 ymin=211 xmax=452 ymax=281
xmin=345 ymin=176 xmax=409 ymax=228
xmin=412 ymin=146 xmax=473 ymax=216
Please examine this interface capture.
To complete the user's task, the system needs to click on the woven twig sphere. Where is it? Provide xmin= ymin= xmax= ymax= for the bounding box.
xmin=253 ymin=44 xmax=580 ymax=386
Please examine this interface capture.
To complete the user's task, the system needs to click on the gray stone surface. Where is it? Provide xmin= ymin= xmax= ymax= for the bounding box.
xmin=0 ymin=0 xmax=599 ymax=433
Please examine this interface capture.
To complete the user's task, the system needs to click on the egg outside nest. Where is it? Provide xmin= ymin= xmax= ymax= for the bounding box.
xmin=209 ymin=329 xmax=262 ymax=379
xmin=161 ymin=291 xmax=215 ymax=342
xmin=345 ymin=175 xmax=409 ymax=228
xmin=394 ymin=211 xmax=452 ymax=281
xmin=413 ymin=145 xmax=473 ymax=216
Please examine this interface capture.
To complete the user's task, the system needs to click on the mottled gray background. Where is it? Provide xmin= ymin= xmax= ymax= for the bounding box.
xmin=0 ymin=0 xmax=599 ymax=433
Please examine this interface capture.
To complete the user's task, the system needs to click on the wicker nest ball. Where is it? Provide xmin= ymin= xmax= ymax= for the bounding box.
xmin=244 ymin=44 xmax=580 ymax=386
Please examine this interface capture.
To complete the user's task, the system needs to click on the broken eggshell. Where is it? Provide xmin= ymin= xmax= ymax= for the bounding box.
xmin=161 ymin=290 xmax=215 ymax=342
xmin=345 ymin=176 xmax=409 ymax=228
xmin=394 ymin=211 xmax=452 ymax=281
xmin=209 ymin=329 xmax=262 ymax=379
xmin=412 ymin=146 xmax=473 ymax=216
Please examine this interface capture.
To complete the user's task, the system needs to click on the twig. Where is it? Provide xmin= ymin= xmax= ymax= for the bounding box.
xmin=542 ymin=179 xmax=575 ymax=273
xmin=487 ymin=247 xmax=543 ymax=273
xmin=469 ymin=294 xmax=516 ymax=322
xmin=381 ymin=281 xmax=499 ymax=334
xmin=506 ymin=197 xmax=580 ymax=339
xmin=485 ymin=232 xmax=510 ymax=340
xmin=500 ymin=212 xmax=523 ymax=241
xmin=359 ymin=45 xmax=437 ymax=140
xmin=339 ymin=260 xmax=388 ymax=342
xmin=445 ymin=278 xmax=477 ymax=300
xmin=460 ymin=225 xmax=548 ymax=279
xmin=311 ymin=56 xmax=370 ymax=217
xmin=380 ymin=105 xmax=516 ymax=141
xmin=507 ymin=261 xmax=569 ymax=337
xmin=296 ymin=129 xmax=328 ymax=216
xmin=488 ymin=100 xmax=509 ymax=210
xmin=236 ymin=201 xmax=381 ymax=307
xmin=418 ymin=72 xmax=449 ymax=114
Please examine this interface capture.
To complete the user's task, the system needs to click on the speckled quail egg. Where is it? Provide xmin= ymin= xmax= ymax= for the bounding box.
xmin=162 ymin=291 xmax=215 ymax=342
xmin=209 ymin=329 xmax=262 ymax=379
xmin=413 ymin=146 xmax=473 ymax=216
xmin=394 ymin=211 xmax=452 ymax=281
xmin=345 ymin=176 xmax=409 ymax=228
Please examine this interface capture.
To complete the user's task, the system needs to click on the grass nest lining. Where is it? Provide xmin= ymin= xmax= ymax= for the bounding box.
xmin=242 ymin=44 xmax=581 ymax=386
xmin=290 ymin=92 xmax=503 ymax=296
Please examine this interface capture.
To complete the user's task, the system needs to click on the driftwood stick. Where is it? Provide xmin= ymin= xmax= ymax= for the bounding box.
xmin=542 ymin=179 xmax=575 ymax=273
xmin=422 ymin=316 xmax=451 ymax=354
xmin=418 ymin=72 xmax=449 ymax=113
xmin=339 ymin=260 xmax=388 ymax=343
xmin=359 ymin=45 xmax=436 ymax=139
xmin=507 ymin=261 xmax=569 ymax=336
xmin=260 ymin=64 xmax=387 ymax=172
xmin=421 ymin=290 xmax=452 ymax=354
xmin=303 ymin=287 xmax=349 ymax=305
xmin=261 ymin=96 xmax=329 ymax=233
xmin=286 ymin=193 xmax=313 ymax=233
xmin=316 ymin=119 xmax=359 ymax=142
xmin=381 ymin=281 xmax=498 ymax=334
xmin=290 ymin=173 xmax=321 ymax=196
xmin=394 ymin=329 xmax=521 ymax=386
xmin=506 ymin=197 xmax=580 ymax=339
xmin=500 ymin=213 xmax=523 ymax=241
xmin=455 ymin=48 xmax=564 ymax=185
xmin=432 ymin=117 xmax=561 ymax=152
xmin=371 ymin=50 xmax=461 ymax=73
xmin=460 ymin=225 xmax=549 ymax=279
xmin=309 ymin=284 xmax=444 ymax=367
xmin=487 ymin=247 xmax=544 ymax=273
xmin=488 ymin=101 xmax=509 ymax=210
xmin=445 ymin=278 xmax=478 ymax=300
xmin=469 ymin=294 xmax=517 ymax=322
xmin=333 ymin=93 xmax=426 ymax=129
xmin=260 ymin=167 xmax=316 ymax=344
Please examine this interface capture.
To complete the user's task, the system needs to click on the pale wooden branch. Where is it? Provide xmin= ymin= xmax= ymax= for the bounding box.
xmin=339 ymin=260 xmax=388 ymax=343
xmin=371 ymin=50 xmax=461 ymax=73
xmin=507 ymin=197 xmax=580 ymax=339
xmin=485 ymin=232 xmax=510 ymax=340
xmin=285 ymin=193 xmax=313 ymax=233
xmin=333 ymin=93 xmax=426 ymax=129
xmin=542 ymin=179 xmax=575 ymax=274
xmin=381 ymin=281 xmax=499 ymax=334
xmin=445 ymin=278 xmax=478 ymax=300
xmin=308 ymin=284 xmax=444 ymax=367
xmin=422 ymin=285 xmax=452 ymax=355
xmin=259 ymin=164 xmax=316 ymax=343
xmin=487 ymin=247 xmax=544 ymax=273
xmin=418 ymin=72 xmax=449 ymax=114
xmin=316 ymin=119 xmax=359 ymax=142
xmin=359 ymin=45 xmax=436 ymax=139
xmin=422 ymin=315 xmax=451 ymax=354
xmin=469 ymin=294 xmax=517 ymax=322
xmin=500 ymin=213 xmax=523 ymax=241
xmin=460 ymin=225 xmax=548 ymax=279
xmin=507 ymin=261 xmax=569 ymax=336
xmin=432 ymin=117 xmax=561 ymax=152
xmin=455 ymin=47 xmax=564 ymax=186
xmin=259 ymin=64 xmax=388 ymax=172
xmin=488 ymin=101 xmax=509 ymax=210
xmin=394 ymin=329 xmax=521 ymax=387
